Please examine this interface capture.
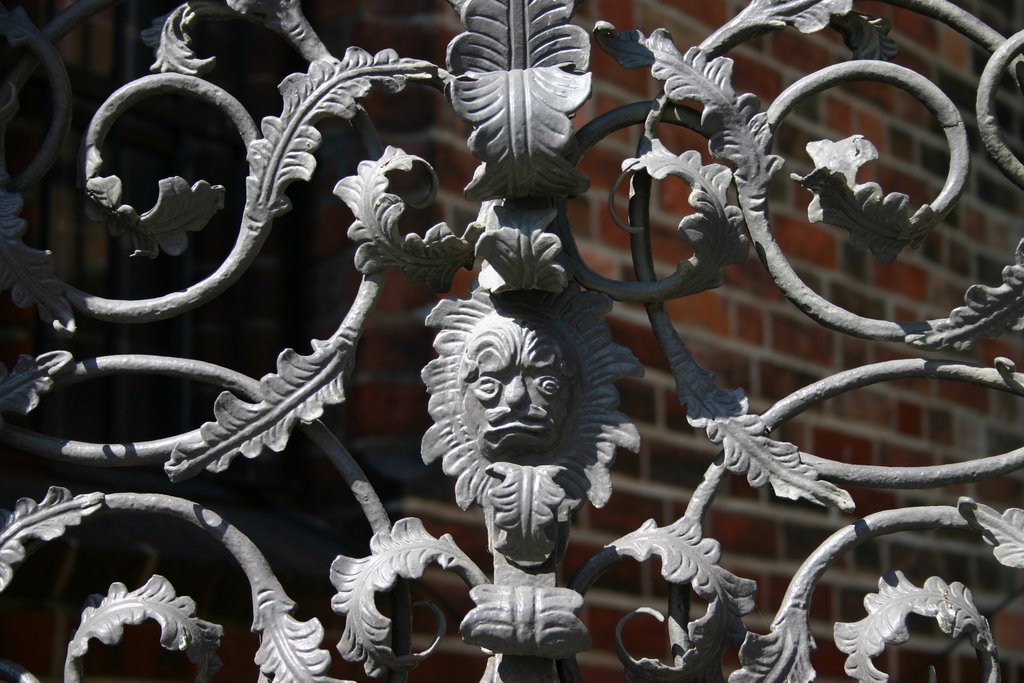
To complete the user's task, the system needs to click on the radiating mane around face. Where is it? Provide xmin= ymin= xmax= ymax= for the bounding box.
xmin=422 ymin=286 xmax=641 ymax=511
xmin=459 ymin=318 xmax=579 ymax=463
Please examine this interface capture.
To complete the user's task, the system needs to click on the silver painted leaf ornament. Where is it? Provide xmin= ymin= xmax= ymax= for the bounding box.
xmin=65 ymin=575 xmax=222 ymax=683
xmin=731 ymin=607 xmax=817 ymax=683
xmin=593 ymin=22 xmax=655 ymax=69
xmin=707 ymin=414 xmax=855 ymax=511
xmin=625 ymin=141 xmax=749 ymax=291
xmin=908 ymin=239 xmax=1024 ymax=350
xmin=8 ymin=0 xmax=1024 ymax=680
xmin=165 ymin=333 xmax=356 ymax=480
xmin=656 ymin=316 xmax=852 ymax=511
xmin=484 ymin=462 xmax=566 ymax=564
xmin=447 ymin=0 xmax=592 ymax=200
xmin=142 ymin=2 xmax=219 ymax=76
xmin=0 ymin=350 xmax=72 ymax=426
xmin=0 ymin=487 xmax=104 ymax=592
xmin=252 ymin=588 xmax=333 ymax=682
xmin=612 ymin=517 xmax=756 ymax=680
xmin=702 ymin=0 xmax=854 ymax=53
xmin=334 ymin=146 xmax=477 ymax=291
xmin=959 ymin=497 xmax=1024 ymax=568
xmin=248 ymin=49 xmax=437 ymax=218
xmin=659 ymin=324 xmax=746 ymax=425
xmin=793 ymin=136 xmax=936 ymax=263
xmin=460 ymin=584 xmax=590 ymax=657
xmin=85 ymin=174 xmax=225 ymax=258
xmin=831 ymin=13 xmax=898 ymax=61
xmin=330 ymin=517 xmax=481 ymax=677
xmin=741 ymin=0 xmax=854 ymax=33
xmin=475 ymin=204 xmax=568 ymax=293
xmin=597 ymin=26 xmax=783 ymax=194
xmin=144 ymin=0 xmax=328 ymax=74
xmin=0 ymin=189 xmax=74 ymax=334
xmin=833 ymin=570 xmax=995 ymax=682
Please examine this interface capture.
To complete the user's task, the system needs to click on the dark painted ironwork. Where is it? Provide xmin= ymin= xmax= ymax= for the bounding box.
xmin=0 ymin=0 xmax=1022 ymax=680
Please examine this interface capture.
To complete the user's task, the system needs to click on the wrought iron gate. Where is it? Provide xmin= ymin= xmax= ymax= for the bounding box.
xmin=1 ymin=0 xmax=1024 ymax=680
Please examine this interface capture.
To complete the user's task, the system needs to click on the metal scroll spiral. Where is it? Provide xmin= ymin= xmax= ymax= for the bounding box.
xmin=0 ymin=0 xmax=1024 ymax=681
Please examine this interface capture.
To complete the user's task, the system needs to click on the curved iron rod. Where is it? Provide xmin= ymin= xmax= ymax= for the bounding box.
xmin=1 ymin=6 xmax=72 ymax=191
xmin=764 ymin=505 xmax=998 ymax=683
xmin=763 ymin=358 xmax=1024 ymax=488
xmin=0 ymin=658 xmax=40 ymax=683
xmin=102 ymin=492 xmax=348 ymax=682
xmin=751 ymin=60 xmax=967 ymax=341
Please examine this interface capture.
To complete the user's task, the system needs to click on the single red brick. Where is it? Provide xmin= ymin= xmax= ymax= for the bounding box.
xmin=733 ymin=301 xmax=764 ymax=345
xmin=761 ymin=361 xmax=823 ymax=400
xmin=847 ymin=485 xmax=899 ymax=516
xmin=879 ymin=443 xmax=932 ymax=468
xmin=773 ymin=215 xmax=838 ymax=269
xmin=812 ymin=427 xmax=874 ymax=465
xmin=856 ymin=107 xmax=888 ymax=155
xmin=770 ymin=313 xmax=835 ymax=366
xmin=664 ymin=290 xmax=730 ymax=336
xmin=874 ymin=259 xmax=928 ymax=301
xmin=580 ymin=143 xmax=629 ymax=193
xmin=772 ymin=31 xmax=833 ymax=73
xmin=709 ymin=510 xmax=778 ymax=558
xmin=346 ymin=383 xmax=430 ymax=435
xmin=895 ymin=401 xmax=923 ymax=437
xmin=674 ymin=0 xmax=728 ymax=29
xmin=826 ymin=97 xmax=854 ymax=137
xmin=650 ymin=437 xmax=717 ymax=492
xmin=892 ymin=6 xmax=939 ymax=50
xmin=649 ymin=222 xmax=698 ymax=267
xmin=587 ymin=489 xmax=664 ymax=536
xmin=722 ymin=256 xmax=785 ymax=300
xmin=592 ymin=46 xmax=652 ymax=94
xmin=730 ymin=52 xmax=783 ymax=102
xmin=936 ymin=378 xmax=990 ymax=412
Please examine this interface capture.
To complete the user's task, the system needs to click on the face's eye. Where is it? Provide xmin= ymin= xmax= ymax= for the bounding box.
xmin=472 ymin=377 xmax=501 ymax=401
xmin=536 ymin=376 xmax=560 ymax=396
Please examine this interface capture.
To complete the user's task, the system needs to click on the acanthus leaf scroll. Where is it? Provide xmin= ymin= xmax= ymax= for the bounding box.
xmin=0 ymin=487 xmax=104 ymax=593
xmin=334 ymin=146 xmax=478 ymax=292
xmin=252 ymin=588 xmax=334 ymax=683
xmin=0 ymin=189 xmax=74 ymax=334
xmin=65 ymin=575 xmax=223 ymax=683
xmin=792 ymin=135 xmax=936 ymax=264
xmin=85 ymin=174 xmax=226 ymax=259
xmin=0 ymin=350 xmax=72 ymax=426
xmin=610 ymin=517 xmax=756 ymax=681
xmin=833 ymin=571 xmax=996 ymax=683
xmin=330 ymin=517 xmax=485 ymax=677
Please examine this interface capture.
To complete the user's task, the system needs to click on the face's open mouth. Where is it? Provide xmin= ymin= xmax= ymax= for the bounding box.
xmin=481 ymin=419 xmax=554 ymax=450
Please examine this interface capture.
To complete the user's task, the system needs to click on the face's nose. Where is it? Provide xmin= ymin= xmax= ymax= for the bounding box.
xmin=503 ymin=375 xmax=527 ymax=407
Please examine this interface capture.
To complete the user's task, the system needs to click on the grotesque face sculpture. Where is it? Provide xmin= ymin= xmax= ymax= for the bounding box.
xmin=459 ymin=319 xmax=578 ymax=463
xmin=423 ymin=287 xmax=640 ymax=511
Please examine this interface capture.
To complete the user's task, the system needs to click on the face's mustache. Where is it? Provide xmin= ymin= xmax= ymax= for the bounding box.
xmin=484 ymin=405 xmax=549 ymax=424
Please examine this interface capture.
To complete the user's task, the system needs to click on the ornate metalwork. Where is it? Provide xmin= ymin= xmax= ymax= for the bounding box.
xmin=1 ymin=0 xmax=1024 ymax=680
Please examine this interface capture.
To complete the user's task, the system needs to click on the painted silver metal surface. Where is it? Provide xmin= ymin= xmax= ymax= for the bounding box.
xmin=0 ymin=0 xmax=1023 ymax=681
